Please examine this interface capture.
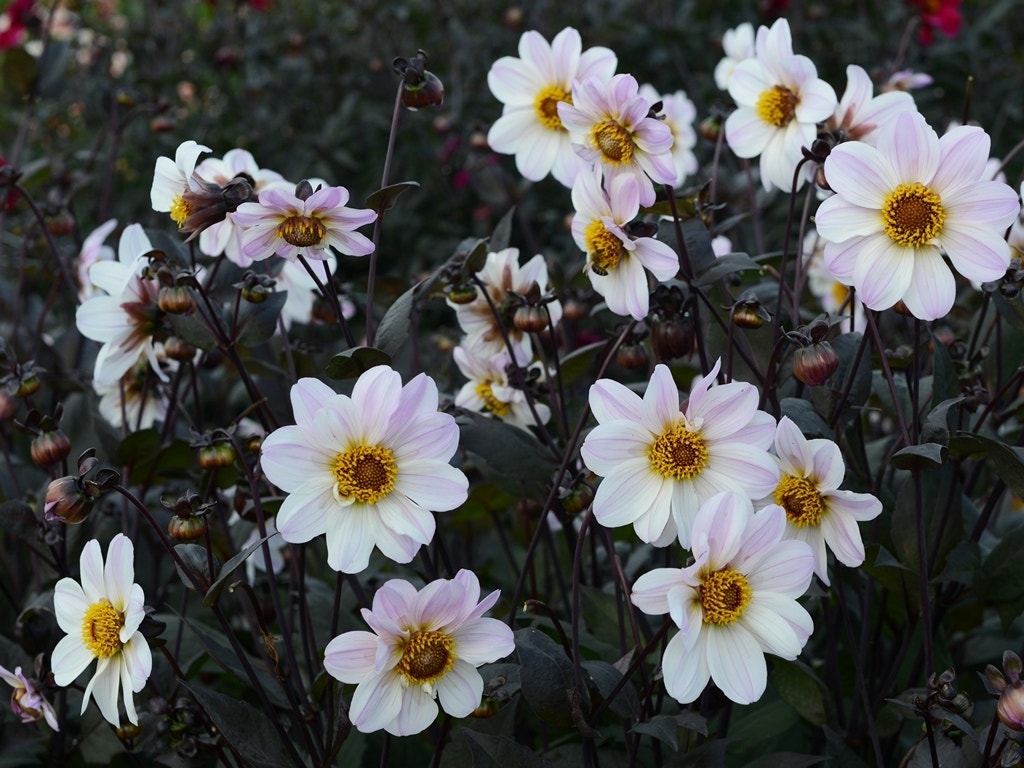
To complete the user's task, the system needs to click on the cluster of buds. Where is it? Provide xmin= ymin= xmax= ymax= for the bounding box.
xmin=787 ymin=316 xmax=839 ymax=387
xmin=511 ymin=281 xmax=559 ymax=334
xmin=234 ymin=270 xmax=277 ymax=304
xmin=44 ymin=450 xmax=119 ymax=525
xmin=648 ymin=285 xmax=694 ymax=361
xmin=393 ymin=50 xmax=445 ymax=111
xmin=981 ymin=255 xmax=1024 ymax=301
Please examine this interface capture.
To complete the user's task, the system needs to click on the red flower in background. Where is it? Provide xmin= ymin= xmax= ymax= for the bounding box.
xmin=0 ymin=0 xmax=35 ymax=50
xmin=906 ymin=0 xmax=963 ymax=45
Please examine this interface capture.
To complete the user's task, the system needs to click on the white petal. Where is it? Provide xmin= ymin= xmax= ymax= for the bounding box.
xmin=705 ymin=625 xmax=767 ymax=704
xmin=350 ymin=671 xmax=403 ymax=734
xmin=324 ymin=631 xmax=379 ymax=684
xmin=436 ymin=660 xmax=484 ymax=718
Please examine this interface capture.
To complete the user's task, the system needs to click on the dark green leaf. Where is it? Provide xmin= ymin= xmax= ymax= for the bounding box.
xmin=461 ymin=730 xmax=547 ymax=768
xmin=168 ymin=309 xmax=218 ymax=352
xmin=174 ymin=543 xmax=216 ymax=592
xmin=515 ymin=627 xmax=586 ymax=728
xmin=948 ymin=433 xmax=1024 ymax=499
xmin=463 ymin=238 xmax=490 ymax=274
xmin=203 ymin=532 xmax=278 ymax=607
xmin=744 ymin=754 xmax=828 ymax=768
xmin=0 ymin=500 xmax=36 ymax=541
xmin=114 ymin=428 xmax=161 ymax=467
xmin=236 ymin=289 xmax=288 ymax=347
xmin=890 ymin=442 xmax=946 ymax=470
xmin=324 ymin=346 xmax=392 ymax=379
xmin=692 ymin=252 xmax=759 ymax=287
xmin=771 ymin=660 xmax=827 ymax=726
xmin=680 ymin=218 xmax=715 ymax=277
xmin=631 ymin=712 xmax=708 ymax=751
xmin=779 ymin=398 xmax=831 ymax=439
xmin=581 ymin=659 xmax=639 ymax=719
xmin=978 ymin=522 xmax=1024 ymax=602
xmin=375 ymin=283 xmax=416 ymax=357
xmin=920 ymin=397 xmax=963 ymax=446
xmin=179 ymin=681 xmax=293 ymax=768
xmin=365 ymin=180 xmax=419 ymax=214
xmin=557 ymin=341 xmax=608 ymax=387
xmin=456 ymin=411 xmax=555 ymax=482
xmin=490 ymin=206 xmax=516 ymax=253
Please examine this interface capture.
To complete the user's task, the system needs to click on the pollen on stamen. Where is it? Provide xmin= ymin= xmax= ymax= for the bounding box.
xmin=698 ymin=568 xmax=753 ymax=625
xmin=774 ymin=474 xmax=825 ymax=527
xmin=591 ymin=120 xmax=634 ymax=165
xmin=534 ymin=85 xmax=573 ymax=131
xmin=81 ymin=599 xmax=125 ymax=659
xmin=169 ymin=195 xmax=191 ymax=227
xmin=648 ymin=424 xmax=709 ymax=480
xmin=277 ymin=215 xmax=327 ymax=248
xmin=881 ymin=182 xmax=945 ymax=247
xmin=397 ymin=630 xmax=455 ymax=685
xmin=476 ymin=381 xmax=511 ymax=418
xmin=755 ymin=85 xmax=799 ymax=128
xmin=331 ymin=444 xmax=398 ymax=504
xmin=584 ymin=220 xmax=626 ymax=275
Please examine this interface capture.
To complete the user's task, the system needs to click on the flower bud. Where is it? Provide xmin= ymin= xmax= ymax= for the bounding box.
xmin=512 ymin=305 xmax=548 ymax=333
xmin=401 ymin=70 xmax=445 ymax=111
xmin=168 ymin=514 xmax=208 ymax=542
xmin=158 ymin=285 xmax=196 ymax=315
xmin=164 ymin=336 xmax=197 ymax=362
xmin=31 ymin=429 xmax=71 ymax=468
xmin=698 ymin=115 xmax=722 ymax=142
xmin=651 ymin=316 xmax=695 ymax=361
xmin=616 ymin=342 xmax=649 ymax=370
xmin=116 ymin=722 xmax=142 ymax=740
xmin=447 ymin=285 xmax=478 ymax=305
xmin=198 ymin=443 xmax=236 ymax=470
xmin=14 ymin=372 xmax=39 ymax=398
xmin=998 ymin=682 xmax=1024 ymax=731
xmin=792 ymin=341 xmax=839 ymax=387
xmin=732 ymin=303 xmax=768 ymax=329
xmin=0 ymin=392 xmax=16 ymax=422
xmin=44 ymin=476 xmax=92 ymax=524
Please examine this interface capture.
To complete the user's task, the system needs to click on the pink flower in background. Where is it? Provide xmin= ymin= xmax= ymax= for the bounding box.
xmin=906 ymin=0 xmax=963 ymax=45
xmin=324 ymin=570 xmax=514 ymax=735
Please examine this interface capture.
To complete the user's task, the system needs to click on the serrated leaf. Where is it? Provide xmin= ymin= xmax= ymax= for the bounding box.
xmin=203 ymin=532 xmax=278 ymax=607
xmin=179 ymin=681 xmax=293 ymax=768
xmin=692 ymin=251 xmax=759 ymax=287
xmin=365 ymin=180 xmax=419 ymax=213
xmin=456 ymin=411 xmax=554 ymax=482
xmin=490 ymin=206 xmax=515 ymax=253
xmin=515 ymin=627 xmax=585 ymax=728
xmin=236 ymin=290 xmax=288 ymax=347
xmin=890 ymin=442 xmax=946 ymax=470
xmin=324 ymin=346 xmax=392 ymax=379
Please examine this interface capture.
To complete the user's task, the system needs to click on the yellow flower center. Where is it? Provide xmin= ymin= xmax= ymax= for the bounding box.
xmin=331 ymin=444 xmax=398 ymax=504
xmin=699 ymin=568 xmax=753 ymax=625
xmin=774 ymin=474 xmax=825 ymax=527
xmin=476 ymin=381 xmax=511 ymax=418
xmin=81 ymin=599 xmax=125 ymax=659
xmin=534 ymin=85 xmax=572 ymax=131
xmin=169 ymin=194 xmax=191 ymax=227
xmin=881 ymin=182 xmax=945 ymax=247
xmin=755 ymin=85 xmax=799 ymax=128
xmin=397 ymin=630 xmax=455 ymax=684
xmin=584 ymin=220 xmax=626 ymax=276
xmin=648 ymin=424 xmax=709 ymax=480
xmin=591 ymin=120 xmax=634 ymax=165
xmin=277 ymin=215 xmax=327 ymax=248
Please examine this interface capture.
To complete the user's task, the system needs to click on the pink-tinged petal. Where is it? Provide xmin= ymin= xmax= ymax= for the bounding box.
xmin=437 ymin=660 xmax=484 ymax=718
xmin=942 ymin=225 xmax=1014 ymax=283
xmin=853 ymin=237 xmax=914 ymax=311
xmin=692 ymin=492 xmax=751 ymax=566
xmin=706 ymin=443 xmax=780 ymax=499
xmin=326 ymin=230 xmax=375 ymax=258
xmin=793 ymin=78 xmax=837 ymax=123
xmin=823 ymin=489 xmax=882 ymax=521
xmin=518 ymin=126 xmax=563 ymax=183
xmin=88 ymin=261 xmax=132 ymax=296
xmin=51 ymin=635 xmax=93 ymax=686
xmin=370 ymin=579 xmax=419 ymax=631
xmin=632 ymin=479 xmax=675 ymax=544
xmin=646 ymin=365 xmax=683 ymax=430
xmin=724 ymin=108 xmax=773 ymax=159
xmin=773 ymin=417 xmax=813 ymax=476
xmin=746 ymin=540 xmax=814 ymax=598
xmin=944 ymin=181 xmax=1021 ymax=228
xmin=290 ymin=378 xmax=337 ymax=426
xmin=325 ymin=506 xmax=376 ymax=573
xmin=240 ymin=224 xmax=283 ymax=263
xmin=451 ymin=617 xmax=514 ymax=665
xmin=487 ymin=57 xmax=541 ymax=105
xmin=662 ymin=629 xmax=710 ymax=704
xmin=853 ymin=91 xmax=916 ymax=143
xmin=305 ymin=184 xmax=344 ymax=211
xmin=121 ymin=634 xmax=151 ymax=693
xmin=369 ymin=522 xmax=422 ymax=566
xmin=394 ymin=461 xmax=468 ymax=512
xmin=588 ymin=377 xmax=644 ymax=423
xmin=705 ymin=624 xmax=766 ymax=704
xmin=787 ymin=525 xmax=830 ymax=585
xmin=822 ymin=142 xmax=896 ymax=209
xmin=733 ymin=503 xmax=786 ymax=568
xmin=815 ymin=196 xmax=883 ymax=242
xmin=83 ymin=657 xmax=121 ymax=725
xmin=631 ymin=568 xmax=687 ymax=616
xmin=351 ymin=367 xmax=402 ymax=444
xmin=324 ymin=631 xmax=380 ymax=684
xmin=592 ymin=464 xmax=664 ymax=528
xmin=837 ymin=65 xmax=872 ymax=118
xmin=549 ymin=26 xmax=582 ymax=83
xmin=350 ymin=671 xmax=404 ymax=734
xmin=103 ymin=534 xmax=134 ymax=610
xmin=374 ymin=493 xmax=435 ymax=545
xmin=275 ymin=486 xmax=336 ymax=544
xmin=886 ymin=111 xmax=939 ymax=183
xmin=727 ymin=60 xmax=772 ymax=106
xmin=933 ymin=126 xmax=990 ymax=198
xmin=670 ymin=481 xmax=703 ymax=548
xmin=391 ymin=687 xmax=438 ymax=736
xmin=805 ymin=437 xmax=845 ymax=490
xmin=260 ymin=427 xmax=334 ymax=493
xmin=632 ymin=238 xmax=678 ymax=281
xmin=79 ymin=539 xmax=106 ymax=604
xmin=607 ymin=173 xmax=640 ymax=221
xmin=901 ymin=249 xmax=955 ymax=320
xmin=150 ymin=159 xmax=183 ymax=211
xmin=118 ymin=224 xmax=153 ymax=266
xmin=578 ymin=44 xmax=616 ymax=82
xmin=820 ymin=510 xmax=867 ymax=567
xmin=75 ymin=297 xmax=128 ymax=343
xmin=518 ymin=29 xmax=556 ymax=83
xmin=390 ymin=413 xmax=459 ymax=463
xmin=550 ymin=139 xmax=585 ymax=187
xmin=822 ymin=237 xmax=863 ymax=283
xmin=582 ymin=426 xmax=651 ymax=472
xmin=743 ymin=594 xmax=813 ymax=658
xmin=688 ymin=381 xmax=757 ymax=440
xmin=118 ymin=654 xmax=139 ymax=724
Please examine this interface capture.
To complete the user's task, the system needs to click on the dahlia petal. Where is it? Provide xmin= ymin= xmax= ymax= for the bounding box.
xmin=814 ymin=196 xmax=883 ymax=241
xmin=290 ymin=377 xmax=337 ymax=426
xmin=822 ymin=237 xmax=863 ymax=283
xmin=588 ymin=378 xmax=644 ymax=423
xmin=631 ymin=568 xmax=687 ymax=616
xmin=706 ymin=624 xmax=766 ymax=704
xmin=773 ymin=417 xmax=815 ymax=477
xmin=727 ymin=60 xmax=771 ymax=106
xmin=517 ymin=125 xmax=561 ymax=182
xmin=53 ymin=578 xmax=89 ymax=634
xmin=592 ymin=465 xmax=663 ymax=528
xmin=705 ymin=443 xmax=780 ymax=499
xmin=688 ymin=381 xmax=758 ymax=440
xmin=275 ymin=487 xmax=335 ymax=544
xmin=487 ymin=57 xmax=541 ymax=105
xmin=350 ymin=671 xmax=403 ymax=734
xmin=670 ymin=481 xmax=704 ymax=549
xmin=933 ymin=126 xmax=990 ymax=198
xmin=746 ymin=540 xmax=815 ymax=597
xmin=364 ymin=516 xmax=421 ymax=566
xmin=743 ymin=595 xmax=813 ymax=658
xmin=724 ymin=108 xmax=773 ymax=159
xmin=549 ymin=27 xmax=582 ymax=83
xmin=79 ymin=539 xmax=105 ymax=604
xmin=51 ymin=634 xmax=93 ymax=686
xmin=581 ymin=426 xmax=652 ymax=472
xmin=394 ymin=461 xmax=468 ymax=512
xmin=391 ymin=687 xmax=439 ymax=736
xmin=122 ymin=634 xmax=151 ymax=693
xmin=632 ymin=479 xmax=675 ymax=544
xmin=632 ymin=238 xmax=678 ymax=281
xmin=103 ymin=534 xmax=134 ymax=610
xmin=646 ymin=365 xmax=683 ymax=430
xmin=853 ymin=237 xmax=914 ymax=311
xmin=900 ymin=249 xmax=955 ymax=320
xmin=823 ymin=489 xmax=883 ymax=521
xmin=259 ymin=427 xmax=333 ymax=493
xmin=662 ymin=629 xmax=710 ymax=704
xmin=887 ymin=111 xmax=939 ymax=183
xmin=437 ymin=660 xmax=484 ymax=718
xmin=519 ymin=29 xmax=556 ymax=83
xmin=793 ymin=77 xmax=837 ymax=123
xmin=942 ymin=225 xmax=1014 ymax=283
xmin=451 ymin=618 xmax=515 ymax=665
xmin=807 ymin=437 xmax=845 ymax=490
xmin=325 ymin=506 xmax=376 ymax=573
xmin=324 ymin=631 xmax=379 ymax=684
xmin=374 ymin=493 xmax=435 ymax=545
xmin=118 ymin=652 xmax=138 ymax=725
xmin=821 ymin=141 xmax=895 ymax=209
xmin=75 ymin=297 xmax=129 ymax=343
xmin=820 ymin=510 xmax=867 ymax=567
xmin=733 ymin=503 xmax=786 ymax=568
xmin=944 ymin=182 xmax=1021 ymax=228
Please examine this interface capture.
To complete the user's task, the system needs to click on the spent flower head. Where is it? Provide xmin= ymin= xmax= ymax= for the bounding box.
xmin=0 ymin=661 xmax=59 ymax=731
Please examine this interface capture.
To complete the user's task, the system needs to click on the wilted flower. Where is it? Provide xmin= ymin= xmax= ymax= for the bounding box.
xmin=487 ymin=27 xmax=617 ymax=187
xmin=631 ymin=493 xmax=814 ymax=704
xmin=51 ymin=534 xmax=153 ymax=726
xmin=0 ymin=662 xmax=59 ymax=730
xmin=259 ymin=369 xmax=469 ymax=573
xmin=323 ymin=569 xmax=514 ymax=735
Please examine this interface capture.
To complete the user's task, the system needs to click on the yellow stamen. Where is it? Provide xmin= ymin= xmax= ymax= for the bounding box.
xmin=755 ymin=85 xmax=799 ymax=128
xmin=881 ymin=182 xmax=945 ymax=247
xmin=169 ymin=195 xmax=191 ymax=227
xmin=81 ymin=599 xmax=125 ymax=659
xmin=277 ymin=215 xmax=327 ymax=248
xmin=397 ymin=630 xmax=455 ymax=685
xmin=591 ymin=120 xmax=634 ymax=165
xmin=584 ymin=220 xmax=626 ymax=275
xmin=774 ymin=474 xmax=825 ymax=527
xmin=331 ymin=445 xmax=397 ymax=504
xmin=476 ymin=381 xmax=511 ymax=418
xmin=648 ymin=425 xmax=709 ymax=480
xmin=534 ymin=85 xmax=572 ymax=131
xmin=698 ymin=568 xmax=753 ymax=625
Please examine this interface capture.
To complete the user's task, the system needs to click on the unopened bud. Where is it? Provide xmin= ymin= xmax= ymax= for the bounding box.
xmin=616 ymin=342 xmax=649 ymax=370
xmin=198 ymin=443 xmax=236 ymax=470
xmin=44 ymin=476 xmax=92 ymax=524
xmin=31 ymin=430 xmax=71 ymax=468
xmin=651 ymin=316 xmax=695 ymax=361
xmin=447 ymin=285 xmax=478 ymax=305
xmin=792 ymin=341 xmax=839 ymax=387
xmin=164 ymin=336 xmax=196 ymax=362
xmin=158 ymin=285 xmax=196 ymax=315
xmin=168 ymin=514 xmax=208 ymax=542
xmin=512 ymin=305 xmax=548 ymax=333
